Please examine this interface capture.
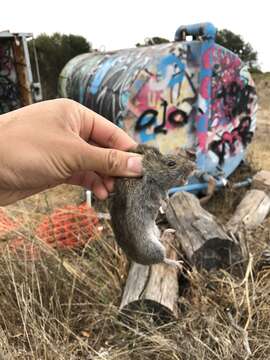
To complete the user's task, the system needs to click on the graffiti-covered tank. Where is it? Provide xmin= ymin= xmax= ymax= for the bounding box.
xmin=58 ymin=23 xmax=257 ymax=179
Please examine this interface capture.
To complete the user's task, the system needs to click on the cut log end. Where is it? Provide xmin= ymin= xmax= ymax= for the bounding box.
xmin=166 ymin=192 xmax=243 ymax=272
xmin=191 ymin=237 xmax=243 ymax=272
xmin=119 ymin=231 xmax=180 ymax=319
xmin=119 ymin=299 xmax=177 ymax=323
xmin=226 ymin=189 xmax=270 ymax=233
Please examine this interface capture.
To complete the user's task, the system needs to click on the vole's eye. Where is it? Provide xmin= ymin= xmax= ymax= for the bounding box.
xmin=167 ymin=160 xmax=176 ymax=167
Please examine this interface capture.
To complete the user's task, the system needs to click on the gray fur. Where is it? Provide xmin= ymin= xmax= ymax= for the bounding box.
xmin=109 ymin=144 xmax=195 ymax=265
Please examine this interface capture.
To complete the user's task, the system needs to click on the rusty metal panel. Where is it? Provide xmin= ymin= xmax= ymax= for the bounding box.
xmin=0 ymin=38 xmax=21 ymax=113
xmin=12 ymin=37 xmax=33 ymax=107
xmin=0 ymin=31 xmax=40 ymax=114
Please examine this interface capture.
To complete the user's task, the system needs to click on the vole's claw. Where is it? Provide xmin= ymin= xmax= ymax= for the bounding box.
xmin=163 ymin=258 xmax=183 ymax=270
xmin=159 ymin=205 xmax=165 ymax=214
xmin=159 ymin=199 xmax=169 ymax=214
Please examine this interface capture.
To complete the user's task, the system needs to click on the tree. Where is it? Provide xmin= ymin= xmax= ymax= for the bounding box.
xmin=29 ymin=33 xmax=91 ymax=100
xmin=216 ymin=29 xmax=258 ymax=70
xmin=136 ymin=37 xmax=170 ymax=47
xmin=136 ymin=30 xmax=259 ymax=71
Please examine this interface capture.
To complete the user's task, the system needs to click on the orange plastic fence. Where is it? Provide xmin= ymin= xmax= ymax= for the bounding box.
xmin=0 ymin=209 xmax=19 ymax=236
xmin=36 ymin=204 xmax=99 ymax=248
xmin=0 ymin=204 xmax=100 ymax=258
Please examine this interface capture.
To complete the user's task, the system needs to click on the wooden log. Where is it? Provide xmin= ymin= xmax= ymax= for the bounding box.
xmin=120 ymin=231 xmax=179 ymax=319
xmin=226 ymin=189 xmax=270 ymax=233
xmin=165 ymin=192 xmax=242 ymax=271
xmin=252 ymin=170 xmax=270 ymax=195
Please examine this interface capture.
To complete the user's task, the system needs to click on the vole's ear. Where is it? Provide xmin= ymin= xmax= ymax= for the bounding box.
xmin=172 ymin=147 xmax=196 ymax=162
xmin=134 ymin=144 xmax=147 ymax=155
xmin=127 ymin=144 xmax=147 ymax=155
xmin=130 ymin=144 xmax=161 ymax=158
xmin=132 ymin=144 xmax=156 ymax=155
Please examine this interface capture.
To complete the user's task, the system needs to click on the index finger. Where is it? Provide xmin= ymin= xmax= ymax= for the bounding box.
xmin=79 ymin=104 xmax=137 ymax=151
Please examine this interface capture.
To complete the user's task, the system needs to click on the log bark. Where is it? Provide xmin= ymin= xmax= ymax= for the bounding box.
xmin=226 ymin=189 xmax=270 ymax=233
xmin=120 ymin=231 xmax=179 ymax=319
xmin=252 ymin=170 xmax=270 ymax=195
xmin=165 ymin=192 xmax=242 ymax=271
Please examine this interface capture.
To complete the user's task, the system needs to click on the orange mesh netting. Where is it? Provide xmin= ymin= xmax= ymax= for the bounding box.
xmin=8 ymin=236 xmax=41 ymax=260
xmin=0 ymin=208 xmax=19 ymax=237
xmin=0 ymin=204 xmax=100 ymax=258
xmin=36 ymin=204 xmax=100 ymax=249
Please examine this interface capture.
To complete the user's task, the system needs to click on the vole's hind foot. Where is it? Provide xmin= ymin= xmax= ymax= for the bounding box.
xmin=163 ymin=258 xmax=183 ymax=270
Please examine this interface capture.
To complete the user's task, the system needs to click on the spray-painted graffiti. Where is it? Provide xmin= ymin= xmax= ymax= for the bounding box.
xmin=58 ymin=24 xmax=257 ymax=178
xmin=59 ymin=43 xmax=200 ymax=153
xmin=210 ymin=116 xmax=253 ymax=166
xmin=124 ymin=45 xmax=199 ymax=147
xmin=207 ymin=48 xmax=257 ymax=171
xmin=0 ymin=41 xmax=21 ymax=114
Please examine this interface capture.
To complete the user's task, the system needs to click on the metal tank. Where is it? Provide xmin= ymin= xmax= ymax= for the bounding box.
xmin=58 ymin=23 xmax=257 ymax=181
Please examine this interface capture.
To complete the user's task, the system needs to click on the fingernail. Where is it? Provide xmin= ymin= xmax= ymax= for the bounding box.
xmin=127 ymin=156 xmax=143 ymax=175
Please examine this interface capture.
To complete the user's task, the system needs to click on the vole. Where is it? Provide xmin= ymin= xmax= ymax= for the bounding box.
xmin=109 ymin=144 xmax=196 ymax=267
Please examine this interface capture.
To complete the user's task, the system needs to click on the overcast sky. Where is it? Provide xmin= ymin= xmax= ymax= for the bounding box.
xmin=2 ymin=0 xmax=270 ymax=71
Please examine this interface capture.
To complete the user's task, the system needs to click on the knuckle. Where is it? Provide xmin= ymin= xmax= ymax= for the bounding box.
xmin=106 ymin=128 xmax=121 ymax=148
xmin=58 ymin=98 xmax=77 ymax=120
xmin=106 ymin=149 xmax=121 ymax=173
xmin=58 ymin=98 xmax=76 ymax=110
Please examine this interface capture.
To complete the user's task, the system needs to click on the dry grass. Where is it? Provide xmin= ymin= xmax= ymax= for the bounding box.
xmin=0 ymin=196 xmax=129 ymax=359
xmin=1 ymin=205 xmax=270 ymax=359
xmin=1 ymin=164 xmax=270 ymax=359
xmin=0 ymin=74 xmax=269 ymax=359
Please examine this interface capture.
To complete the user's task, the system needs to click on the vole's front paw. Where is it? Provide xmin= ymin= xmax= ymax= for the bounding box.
xmin=163 ymin=258 xmax=183 ymax=270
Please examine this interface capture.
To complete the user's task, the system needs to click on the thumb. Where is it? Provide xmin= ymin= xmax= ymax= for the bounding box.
xmin=77 ymin=142 xmax=143 ymax=177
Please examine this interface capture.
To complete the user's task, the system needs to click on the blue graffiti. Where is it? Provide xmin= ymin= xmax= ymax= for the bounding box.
xmin=157 ymin=53 xmax=185 ymax=88
xmin=89 ymin=57 xmax=117 ymax=94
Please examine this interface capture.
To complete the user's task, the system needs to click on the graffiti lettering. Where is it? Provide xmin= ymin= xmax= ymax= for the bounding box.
xmin=135 ymin=109 xmax=158 ymax=131
xmin=83 ymin=49 xmax=152 ymax=122
xmin=135 ymin=98 xmax=191 ymax=138
xmin=209 ymin=49 xmax=257 ymax=171
xmin=210 ymin=116 xmax=253 ymax=165
xmin=135 ymin=99 xmax=168 ymax=134
xmin=168 ymin=109 xmax=188 ymax=125
xmin=59 ymin=40 xmax=257 ymax=178
xmin=216 ymin=82 xmax=256 ymax=118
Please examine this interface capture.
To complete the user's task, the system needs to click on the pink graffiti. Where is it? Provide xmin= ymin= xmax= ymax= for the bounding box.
xmin=134 ymin=80 xmax=162 ymax=113
xmin=202 ymin=48 xmax=213 ymax=69
xmin=200 ymin=76 xmax=211 ymax=99
xmin=210 ymin=48 xmax=246 ymax=131
xmin=165 ymin=106 xmax=181 ymax=130
xmin=197 ymin=131 xmax=207 ymax=151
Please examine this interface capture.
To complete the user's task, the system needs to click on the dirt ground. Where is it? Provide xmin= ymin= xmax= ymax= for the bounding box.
xmin=0 ymin=73 xmax=269 ymax=359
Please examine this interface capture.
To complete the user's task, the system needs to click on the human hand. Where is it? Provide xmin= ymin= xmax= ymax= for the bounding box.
xmin=0 ymin=99 xmax=142 ymax=205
